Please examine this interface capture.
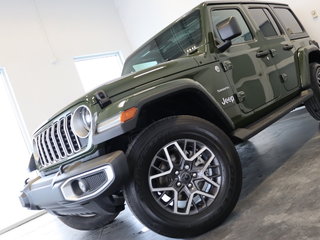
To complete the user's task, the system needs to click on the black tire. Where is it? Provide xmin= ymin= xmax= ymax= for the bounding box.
xmin=305 ymin=63 xmax=320 ymax=120
xmin=58 ymin=212 xmax=119 ymax=231
xmin=124 ymin=116 xmax=242 ymax=238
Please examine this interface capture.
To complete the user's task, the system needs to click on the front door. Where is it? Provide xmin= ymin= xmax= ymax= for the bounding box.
xmin=210 ymin=7 xmax=280 ymax=113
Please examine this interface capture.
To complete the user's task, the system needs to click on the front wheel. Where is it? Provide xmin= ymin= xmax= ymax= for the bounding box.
xmin=124 ymin=116 xmax=242 ymax=238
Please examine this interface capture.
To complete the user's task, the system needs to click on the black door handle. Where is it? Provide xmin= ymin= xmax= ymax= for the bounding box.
xmin=283 ymin=44 xmax=294 ymax=51
xmin=256 ymin=50 xmax=270 ymax=58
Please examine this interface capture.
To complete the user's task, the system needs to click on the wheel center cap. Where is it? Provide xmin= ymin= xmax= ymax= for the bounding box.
xmin=180 ymin=172 xmax=192 ymax=184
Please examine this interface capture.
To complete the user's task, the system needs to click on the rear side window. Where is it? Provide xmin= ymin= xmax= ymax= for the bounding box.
xmin=249 ymin=8 xmax=281 ymax=38
xmin=211 ymin=9 xmax=253 ymax=45
xmin=274 ymin=8 xmax=304 ymax=35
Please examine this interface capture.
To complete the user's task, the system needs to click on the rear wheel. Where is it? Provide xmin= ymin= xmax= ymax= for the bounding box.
xmin=124 ymin=116 xmax=242 ymax=238
xmin=305 ymin=63 xmax=320 ymax=120
xmin=58 ymin=212 xmax=119 ymax=231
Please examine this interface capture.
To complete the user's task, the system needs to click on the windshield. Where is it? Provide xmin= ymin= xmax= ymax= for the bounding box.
xmin=122 ymin=10 xmax=202 ymax=76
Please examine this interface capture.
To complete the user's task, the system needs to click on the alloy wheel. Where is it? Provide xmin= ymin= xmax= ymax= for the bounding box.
xmin=148 ymin=139 xmax=222 ymax=215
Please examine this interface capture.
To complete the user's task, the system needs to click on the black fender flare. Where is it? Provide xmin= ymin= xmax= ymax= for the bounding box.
xmin=94 ymin=78 xmax=234 ymax=144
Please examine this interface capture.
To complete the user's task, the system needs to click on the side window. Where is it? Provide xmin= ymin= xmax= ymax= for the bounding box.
xmin=274 ymin=8 xmax=304 ymax=35
xmin=211 ymin=9 xmax=253 ymax=45
xmin=249 ymin=8 xmax=281 ymax=38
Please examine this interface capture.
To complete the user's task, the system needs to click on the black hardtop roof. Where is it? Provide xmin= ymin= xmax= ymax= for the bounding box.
xmin=204 ymin=1 xmax=288 ymax=6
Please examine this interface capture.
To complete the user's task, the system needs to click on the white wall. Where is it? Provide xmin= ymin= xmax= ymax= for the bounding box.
xmin=113 ymin=0 xmax=204 ymax=50
xmin=0 ymin=71 xmax=33 ymax=230
xmin=0 ymin=0 xmax=132 ymax=136
xmin=115 ymin=0 xmax=320 ymax=50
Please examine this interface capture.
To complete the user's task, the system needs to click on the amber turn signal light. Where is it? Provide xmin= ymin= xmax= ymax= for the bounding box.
xmin=120 ymin=107 xmax=138 ymax=123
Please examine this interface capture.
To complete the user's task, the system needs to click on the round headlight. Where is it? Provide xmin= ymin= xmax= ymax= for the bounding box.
xmin=32 ymin=139 xmax=40 ymax=161
xmin=71 ymin=106 xmax=92 ymax=138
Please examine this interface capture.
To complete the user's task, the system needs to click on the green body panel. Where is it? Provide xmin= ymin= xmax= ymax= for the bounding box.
xmin=297 ymin=45 xmax=320 ymax=89
xmin=33 ymin=1 xmax=320 ymax=172
xmin=96 ymin=58 xmax=199 ymax=99
xmin=96 ymin=78 xmax=234 ymax=129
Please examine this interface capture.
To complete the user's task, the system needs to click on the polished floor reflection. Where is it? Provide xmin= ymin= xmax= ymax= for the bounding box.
xmin=3 ymin=108 xmax=320 ymax=240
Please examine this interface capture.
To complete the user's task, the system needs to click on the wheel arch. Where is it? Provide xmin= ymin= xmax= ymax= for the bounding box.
xmin=94 ymin=78 xmax=235 ymax=151
xmin=297 ymin=45 xmax=320 ymax=89
xmin=132 ymin=78 xmax=235 ymax=135
xmin=136 ymin=88 xmax=234 ymax=135
xmin=309 ymin=50 xmax=320 ymax=64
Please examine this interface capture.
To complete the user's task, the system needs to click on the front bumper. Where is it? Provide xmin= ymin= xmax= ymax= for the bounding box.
xmin=19 ymin=151 xmax=128 ymax=216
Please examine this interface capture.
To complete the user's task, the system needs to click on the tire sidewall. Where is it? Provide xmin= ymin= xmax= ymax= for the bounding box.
xmin=310 ymin=63 xmax=320 ymax=96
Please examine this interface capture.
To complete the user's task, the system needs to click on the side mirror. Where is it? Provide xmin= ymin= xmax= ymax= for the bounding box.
xmin=216 ymin=17 xmax=242 ymax=52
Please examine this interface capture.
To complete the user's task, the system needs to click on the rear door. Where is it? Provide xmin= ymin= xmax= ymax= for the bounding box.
xmin=246 ymin=5 xmax=299 ymax=94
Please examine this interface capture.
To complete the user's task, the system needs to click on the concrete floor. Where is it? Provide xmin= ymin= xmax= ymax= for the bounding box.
xmin=2 ymin=108 xmax=320 ymax=240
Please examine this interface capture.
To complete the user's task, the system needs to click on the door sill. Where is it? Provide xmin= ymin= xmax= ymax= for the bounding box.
xmin=233 ymin=89 xmax=313 ymax=141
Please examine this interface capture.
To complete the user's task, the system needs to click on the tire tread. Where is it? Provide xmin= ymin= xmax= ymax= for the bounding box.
xmin=306 ymin=63 xmax=320 ymax=120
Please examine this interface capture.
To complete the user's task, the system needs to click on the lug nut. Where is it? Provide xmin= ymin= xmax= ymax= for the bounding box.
xmin=192 ymin=173 xmax=197 ymax=178
xmin=177 ymin=182 xmax=182 ymax=187
xmin=184 ymin=165 xmax=190 ymax=170
xmin=187 ymin=183 xmax=193 ymax=188
xmin=175 ymin=171 xmax=180 ymax=175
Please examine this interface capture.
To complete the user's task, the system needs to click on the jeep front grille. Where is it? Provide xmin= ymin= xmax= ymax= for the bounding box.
xmin=35 ymin=114 xmax=84 ymax=168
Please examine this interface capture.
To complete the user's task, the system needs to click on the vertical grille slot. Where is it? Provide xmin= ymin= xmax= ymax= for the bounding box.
xmin=50 ymin=125 xmax=62 ymax=159
xmin=60 ymin=118 xmax=73 ymax=155
xmin=66 ymin=115 xmax=81 ymax=152
xmin=47 ymin=127 xmax=59 ymax=160
xmin=35 ymin=112 xmax=86 ymax=168
xmin=37 ymin=136 xmax=46 ymax=166
xmin=54 ymin=123 xmax=66 ymax=158
xmin=43 ymin=130 xmax=54 ymax=163
xmin=40 ymin=132 xmax=51 ymax=164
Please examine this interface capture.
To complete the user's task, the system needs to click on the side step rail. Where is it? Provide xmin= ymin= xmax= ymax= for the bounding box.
xmin=233 ymin=89 xmax=313 ymax=141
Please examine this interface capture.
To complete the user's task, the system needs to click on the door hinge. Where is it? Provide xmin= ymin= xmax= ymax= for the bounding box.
xmin=270 ymin=49 xmax=277 ymax=57
xmin=221 ymin=60 xmax=233 ymax=72
xmin=234 ymin=91 xmax=246 ymax=103
xmin=280 ymin=73 xmax=288 ymax=83
xmin=95 ymin=90 xmax=111 ymax=108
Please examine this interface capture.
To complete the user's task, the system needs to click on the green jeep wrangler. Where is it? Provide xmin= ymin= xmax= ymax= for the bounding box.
xmin=20 ymin=1 xmax=320 ymax=238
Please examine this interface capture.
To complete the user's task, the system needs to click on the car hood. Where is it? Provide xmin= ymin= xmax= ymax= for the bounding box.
xmin=88 ymin=56 xmax=199 ymax=98
xmin=39 ymin=57 xmax=198 ymax=131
